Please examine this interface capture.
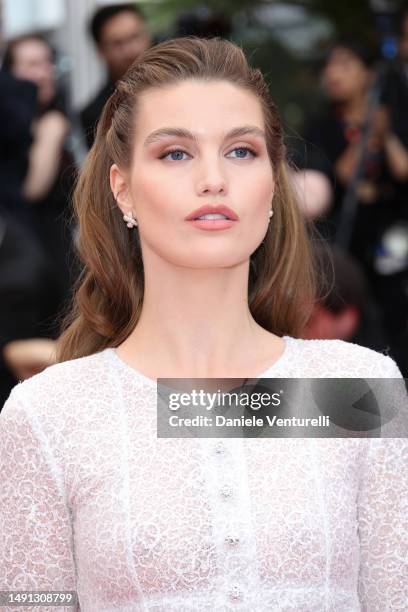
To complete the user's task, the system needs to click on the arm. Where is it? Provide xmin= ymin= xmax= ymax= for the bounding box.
xmin=384 ymin=132 xmax=408 ymax=182
xmin=23 ymin=111 xmax=69 ymax=202
xmin=369 ymin=105 xmax=408 ymax=182
xmin=0 ymin=387 xmax=79 ymax=611
xmin=3 ymin=338 xmax=57 ymax=381
xmin=334 ymin=141 xmax=360 ymax=186
xmin=357 ymin=357 xmax=408 ymax=610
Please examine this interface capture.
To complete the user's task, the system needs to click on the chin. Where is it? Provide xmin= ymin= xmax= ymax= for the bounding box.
xmin=170 ymin=252 xmax=246 ymax=269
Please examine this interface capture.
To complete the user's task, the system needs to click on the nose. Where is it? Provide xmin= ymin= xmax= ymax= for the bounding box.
xmin=196 ymin=156 xmax=228 ymax=195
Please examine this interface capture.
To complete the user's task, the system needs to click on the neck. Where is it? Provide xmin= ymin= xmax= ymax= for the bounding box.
xmin=116 ymin=249 xmax=282 ymax=378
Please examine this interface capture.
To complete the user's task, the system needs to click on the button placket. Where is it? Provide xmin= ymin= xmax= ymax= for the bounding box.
xmin=214 ymin=440 xmax=227 ymax=455
xmin=228 ymin=584 xmax=244 ymax=602
xmin=219 ymin=483 xmax=234 ymax=499
xmin=213 ymin=441 xmax=243 ymax=552
xmin=224 ymin=534 xmax=240 ymax=547
xmin=198 ymin=437 xmax=260 ymax=606
xmin=217 ymin=442 xmax=234 ymax=501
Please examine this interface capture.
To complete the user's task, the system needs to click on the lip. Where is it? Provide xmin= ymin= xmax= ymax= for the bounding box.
xmin=185 ymin=204 xmax=239 ymax=221
xmin=187 ymin=218 xmax=236 ymax=231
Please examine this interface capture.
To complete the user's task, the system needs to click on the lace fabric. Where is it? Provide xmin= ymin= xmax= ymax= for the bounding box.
xmin=1 ymin=336 xmax=407 ymax=611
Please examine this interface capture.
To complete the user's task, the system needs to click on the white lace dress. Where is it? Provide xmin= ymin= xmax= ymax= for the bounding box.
xmin=1 ymin=336 xmax=407 ymax=611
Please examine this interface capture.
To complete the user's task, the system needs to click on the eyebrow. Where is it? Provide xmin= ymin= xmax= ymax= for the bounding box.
xmin=143 ymin=125 xmax=266 ymax=147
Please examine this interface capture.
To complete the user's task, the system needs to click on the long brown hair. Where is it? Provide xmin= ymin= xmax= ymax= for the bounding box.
xmin=57 ymin=36 xmax=321 ymax=362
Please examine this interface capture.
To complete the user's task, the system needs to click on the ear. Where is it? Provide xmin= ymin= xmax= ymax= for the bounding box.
xmin=110 ymin=163 xmax=132 ymax=215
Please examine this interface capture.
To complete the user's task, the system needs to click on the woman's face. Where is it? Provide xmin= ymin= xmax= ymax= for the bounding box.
xmin=11 ymin=38 xmax=55 ymax=107
xmin=322 ymin=47 xmax=371 ymax=103
xmin=111 ymin=79 xmax=274 ymax=270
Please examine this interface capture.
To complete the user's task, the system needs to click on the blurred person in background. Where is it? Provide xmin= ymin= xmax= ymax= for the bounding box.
xmin=2 ymin=34 xmax=78 ymax=340
xmin=0 ymin=211 xmax=57 ymax=407
xmin=296 ymin=39 xmax=408 ymax=368
xmin=0 ymin=60 xmax=36 ymax=226
xmin=0 ymin=36 xmax=59 ymax=407
xmin=302 ymin=244 xmax=390 ymax=355
xmin=370 ymin=8 xmax=408 ymax=376
xmin=80 ymin=3 xmax=151 ymax=149
xmin=297 ymin=40 xmax=387 ymax=264
xmin=380 ymin=7 xmax=408 ymax=185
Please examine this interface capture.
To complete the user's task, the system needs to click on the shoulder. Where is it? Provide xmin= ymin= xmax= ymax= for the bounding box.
xmin=2 ymin=349 xmax=110 ymax=419
xmin=287 ymin=336 xmax=402 ymax=378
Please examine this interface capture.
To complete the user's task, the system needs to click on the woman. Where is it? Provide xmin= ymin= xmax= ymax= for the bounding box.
xmin=2 ymin=34 xmax=77 ymax=338
xmin=296 ymin=42 xmax=388 ymax=260
xmin=1 ymin=37 xmax=406 ymax=611
xmin=0 ymin=41 xmax=62 ymax=405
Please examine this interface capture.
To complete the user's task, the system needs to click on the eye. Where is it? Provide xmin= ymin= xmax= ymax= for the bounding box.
xmin=158 ymin=145 xmax=258 ymax=162
xmin=227 ymin=146 xmax=257 ymax=159
xmin=159 ymin=148 xmax=190 ymax=161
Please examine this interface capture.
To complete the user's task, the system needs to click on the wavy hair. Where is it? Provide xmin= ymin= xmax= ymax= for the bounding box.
xmin=57 ymin=36 xmax=321 ymax=362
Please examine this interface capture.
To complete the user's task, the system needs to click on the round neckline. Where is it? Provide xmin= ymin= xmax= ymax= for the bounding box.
xmin=105 ymin=335 xmax=293 ymax=389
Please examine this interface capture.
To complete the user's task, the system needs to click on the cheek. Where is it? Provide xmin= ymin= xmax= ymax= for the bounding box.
xmin=228 ymin=168 xmax=274 ymax=252
xmin=130 ymin=167 xmax=186 ymax=218
xmin=240 ymin=165 xmax=274 ymax=209
xmin=131 ymin=40 xmax=146 ymax=55
xmin=348 ymin=67 xmax=365 ymax=89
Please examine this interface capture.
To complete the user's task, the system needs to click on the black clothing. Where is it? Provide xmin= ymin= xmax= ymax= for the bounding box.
xmin=380 ymin=61 xmax=408 ymax=220
xmin=381 ymin=61 xmax=408 ymax=160
xmin=0 ymin=73 xmax=41 ymax=406
xmin=30 ymin=145 xmax=78 ymax=338
xmin=79 ymin=80 xmax=114 ymax=149
xmin=0 ymin=71 xmax=37 ymax=223
xmin=0 ymin=208 xmax=51 ymax=407
xmin=0 ymin=74 xmax=78 ymax=406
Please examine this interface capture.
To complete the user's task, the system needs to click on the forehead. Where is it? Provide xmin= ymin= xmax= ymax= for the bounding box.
xmin=100 ymin=11 xmax=145 ymax=41
xmin=14 ymin=39 xmax=51 ymax=62
xmin=326 ymin=47 xmax=364 ymax=66
xmin=135 ymin=80 xmax=264 ymax=138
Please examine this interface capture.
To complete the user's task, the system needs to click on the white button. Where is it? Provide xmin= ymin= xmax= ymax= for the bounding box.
xmin=228 ymin=585 xmax=243 ymax=601
xmin=219 ymin=485 xmax=233 ymax=499
xmin=214 ymin=442 xmax=226 ymax=454
xmin=224 ymin=534 xmax=240 ymax=546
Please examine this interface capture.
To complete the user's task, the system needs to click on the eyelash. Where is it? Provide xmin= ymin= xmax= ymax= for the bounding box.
xmin=158 ymin=146 xmax=258 ymax=161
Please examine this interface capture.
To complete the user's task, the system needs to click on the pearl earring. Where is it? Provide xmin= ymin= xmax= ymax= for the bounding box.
xmin=268 ymin=209 xmax=274 ymax=222
xmin=123 ymin=211 xmax=138 ymax=228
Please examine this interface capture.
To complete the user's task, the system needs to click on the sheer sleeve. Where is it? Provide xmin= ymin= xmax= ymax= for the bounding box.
xmin=0 ymin=386 xmax=79 ymax=611
xmin=357 ymin=356 xmax=408 ymax=610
